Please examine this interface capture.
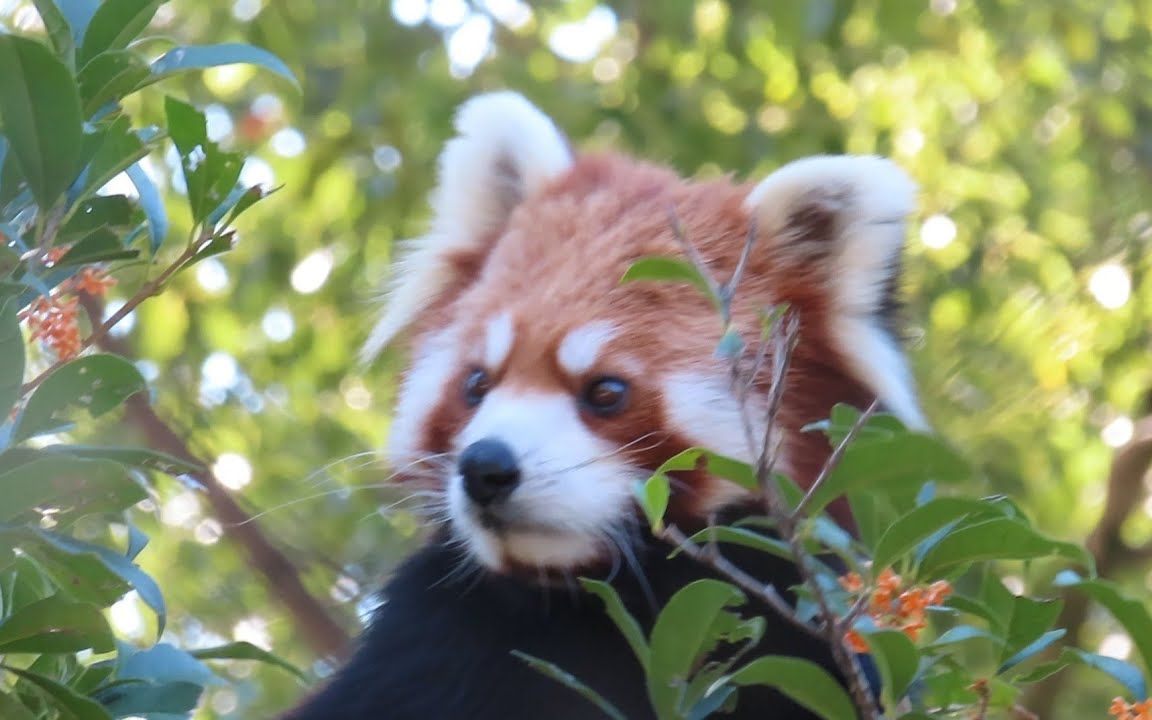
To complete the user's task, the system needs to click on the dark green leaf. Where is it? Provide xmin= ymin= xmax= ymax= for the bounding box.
xmin=75 ymin=114 xmax=148 ymax=201
xmin=189 ymin=640 xmax=307 ymax=680
xmin=647 ymin=579 xmax=745 ymax=718
xmin=0 ymin=35 xmax=83 ymax=206
xmin=860 ymin=629 xmax=919 ymax=706
xmin=726 ymin=655 xmax=857 ymax=720
xmin=580 ymin=580 xmax=649 ymax=669
xmin=77 ymin=50 xmax=150 ymax=116
xmin=679 ymin=526 xmax=794 ymax=562
xmin=0 ymin=691 xmax=36 ymax=720
xmin=997 ymin=629 xmax=1065 ymax=674
xmin=0 ymin=298 xmax=23 ymax=424
xmin=803 ymin=434 xmax=972 ymax=515
xmin=1064 ymin=649 xmax=1147 ymax=699
xmin=31 ymin=0 xmax=76 ymax=67
xmin=511 ymin=651 xmax=628 ymax=720
xmin=77 ymin=0 xmax=161 ymax=66
xmin=1001 ymin=596 xmax=1062 ymax=663
xmin=1055 ymin=574 xmax=1152 ymax=675
xmin=163 ymin=95 xmax=207 ymax=157
xmin=59 ymin=194 xmax=138 ymax=244
xmin=145 ymin=43 xmax=299 ymax=89
xmin=620 ymin=256 xmax=718 ymax=307
xmin=918 ymin=518 xmax=1090 ymax=577
xmin=15 ymin=355 xmax=147 ymax=443
xmin=0 ymin=595 xmax=114 ymax=653
xmin=872 ymin=497 xmax=1010 ymax=571
xmin=56 ymin=227 xmax=139 ymax=266
xmin=2 ymin=664 xmax=113 ymax=720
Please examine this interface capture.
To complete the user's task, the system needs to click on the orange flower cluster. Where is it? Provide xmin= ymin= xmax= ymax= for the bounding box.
xmin=20 ymin=258 xmax=117 ymax=360
xmin=1111 ymin=698 xmax=1152 ymax=720
xmin=839 ymin=568 xmax=953 ymax=653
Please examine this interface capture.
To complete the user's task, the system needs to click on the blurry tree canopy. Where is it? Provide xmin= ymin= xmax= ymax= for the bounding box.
xmin=4 ymin=0 xmax=1151 ymax=717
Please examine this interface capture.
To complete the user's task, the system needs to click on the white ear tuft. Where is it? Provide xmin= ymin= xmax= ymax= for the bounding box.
xmin=361 ymin=92 xmax=572 ymax=363
xmin=745 ymin=155 xmax=927 ymax=430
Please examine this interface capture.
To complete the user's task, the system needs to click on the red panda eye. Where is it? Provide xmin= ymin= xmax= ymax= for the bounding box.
xmin=463 ymin=369 xmax=491 ymax=407
xmin=582 ymin=377 xmax=629 ymax=417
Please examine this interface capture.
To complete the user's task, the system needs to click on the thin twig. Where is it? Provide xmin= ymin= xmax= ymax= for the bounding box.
xmin=20 ymin=242 xmax=198 ymax=395
xmin=792 ymin=400 xmax=879 ymax=521
xmin=666 ymin=205 xmax=723 ymax=301
xmin=722 ymin=219 xmax=759 ymax=307
xmin=659 ymin=525 xmax=823 ymax=641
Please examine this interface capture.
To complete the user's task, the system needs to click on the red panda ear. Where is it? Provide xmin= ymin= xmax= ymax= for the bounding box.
xmin=744 ymin=155 xmax=927 ymax=430
xmin=361 ymin=92 xmax=572 ymax=363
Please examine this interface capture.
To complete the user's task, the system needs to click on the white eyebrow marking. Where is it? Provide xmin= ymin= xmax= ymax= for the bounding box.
xmin=484 ymin=312 xmax=515 ymax=369
xmin=556 ymin=321 xmax=618 ymax=376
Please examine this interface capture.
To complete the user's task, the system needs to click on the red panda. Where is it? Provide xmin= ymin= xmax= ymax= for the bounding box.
xmin=282 ymin=92 xmax=926 ymax=719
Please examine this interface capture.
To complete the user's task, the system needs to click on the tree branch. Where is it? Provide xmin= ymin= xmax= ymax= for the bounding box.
xmin=79 ymin=295 xmax=352 ymax=660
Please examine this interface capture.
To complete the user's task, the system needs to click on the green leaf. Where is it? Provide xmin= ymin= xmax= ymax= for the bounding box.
xmin=59 ymin=194 xmax=138 ymax=244
xmin=0 ymin=35 xmax=83 ymax=206
xmin=860 ymin=629 xmax=919 ymax=706
xmin=872 ymin=497 xmax=1010 ymax=571
xmin=77 ymin=50 xmax=150 ymax=116
xmin=163 ymin=97 xmax=244 ymax=223
xmin=511 ymin=651 xmax=628 ymax=720
xmin=927 ymin=624 xmax=1003 ymax=651
xmin=621 ymin=256 xmax=719 ymax=307
xmin=647 ymin=579 xmax=745 ymax=718
xmin=2 ymin=664 xmax=113 ymax=720
xmin=15 ymin=354 xmax=147 ymax=443
xmin=997 ymin=629 xmax=1065 ymax=674
xmin=803 ymin=433 xmax=972 ymax=515
xmin=77 ymin=0 xmax=161 ymax=66
xmin=635 ymin=473 xmax=670 ymax=532
xmin=75 ymin=114 xmax=149 ymax=201
xmin=163 ymin=95 xmax=207 ymax=155
xmin=1064 ymin=648 xmax=1147 ymax=699
xmin=0 ymin=455 xmax=145 ymax=523
xmin=189 ymin=640 xmax=307 ymax=680
xmin=579 ymin=580 xmax=649 ymax=669
xmin=918 ymin=518 xmax=1090 ymax=577
xmin=1055 ymin=574 xmax=1152 ymax=675
xmin=144 ymin=43 xmax=300 ymax=89
xmin=10 ymin=529 xmax=165 ymax=636
xmin=119 ymin=643 xmax=218 ymax=686
xmin=679 ymin=526 xmax=794 ymax=562
xmin=1001 ymin=596 xmax=1062 ymax=664
xmin=726 ymin=655 xmax=857 ymax=720
xmin=56 ymin=227 xmax=139 ymax=265
xmin=0 ymin=595 xmax=114 ymax=653
xmin=0 ymin=298 xmax=23 ymax=424
xmin=0 ymin=691 xmax=36 ymax=720
xmin=31 ymin=0 xmax=76 ymax=68
xmin=44 ymin=445 xmax=201 ymax=476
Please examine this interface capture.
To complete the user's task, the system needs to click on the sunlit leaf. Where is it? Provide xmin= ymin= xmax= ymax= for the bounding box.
xmin=726 ymin=655 xmax=857 ymax=720
xmin=145 ymin=43 xmax=300 ymax=89
xmin=918 ymin=519 xmax=1090 ymax=577
xmin=189 ymin=641 xmax=307 ymax=680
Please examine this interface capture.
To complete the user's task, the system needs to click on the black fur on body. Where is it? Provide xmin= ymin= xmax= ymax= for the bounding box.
xmin=282 ymin=516 xmax=866 ymax=720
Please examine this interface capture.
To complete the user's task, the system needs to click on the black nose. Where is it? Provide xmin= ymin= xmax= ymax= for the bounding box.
xmin=458 ymin=438 xmax=521 ymax=506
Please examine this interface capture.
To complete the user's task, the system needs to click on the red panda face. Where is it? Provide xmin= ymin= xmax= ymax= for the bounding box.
xmin=366 ymin=93 xmax=928 ymax=576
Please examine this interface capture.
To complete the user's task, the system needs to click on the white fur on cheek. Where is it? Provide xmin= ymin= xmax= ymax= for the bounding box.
xmin=556 ymin=321 xmax=617 ymax=376
xmin=386 ymin=328 xmax=459 ymax=467
xmin=450 ymin=390 xmax=638 ymax=569
xmin=484 ymin=312 xmax=515 ymax=369
xmin=661 ymin=372 xmax=788 ymax=510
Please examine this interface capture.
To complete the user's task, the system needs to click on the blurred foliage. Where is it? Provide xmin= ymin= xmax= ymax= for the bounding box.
xmin=4 ymin=0 xmax=1152 ymax=718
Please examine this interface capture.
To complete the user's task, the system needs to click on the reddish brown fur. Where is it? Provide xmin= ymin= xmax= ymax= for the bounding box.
xmin=401 ymin=152 xmax=880 ymax=532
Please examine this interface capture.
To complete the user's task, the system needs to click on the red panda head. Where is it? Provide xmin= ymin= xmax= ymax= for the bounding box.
xmin=364 ymin=92 xmax=927 ymax=577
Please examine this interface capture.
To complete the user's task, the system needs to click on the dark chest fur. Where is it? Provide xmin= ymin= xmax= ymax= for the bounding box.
xmin=283 ymin=527 xmax=860 ymax=720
